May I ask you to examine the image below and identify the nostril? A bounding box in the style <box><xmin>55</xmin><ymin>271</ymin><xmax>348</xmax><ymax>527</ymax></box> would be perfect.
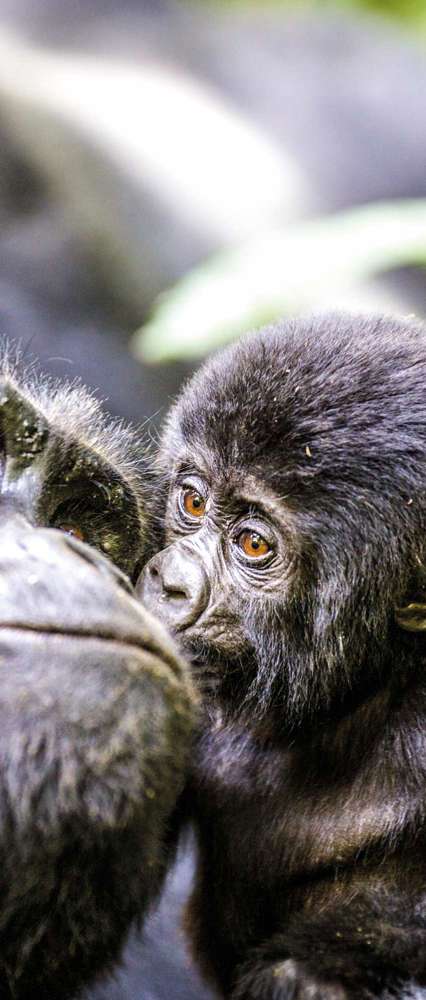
<box><xmin>165</xmin><ymin>588</ymin><xmax>187</xmax><ymax>602</ymax></box>
<box><xmin>146</xmin><ymin>562</ymin><xmax>189</xmax><ymax>602</ymax></box>
<box><xmin>162</xmin><ymin>572</ymin><xmax>189</xmax><ymax>602</ymax></box>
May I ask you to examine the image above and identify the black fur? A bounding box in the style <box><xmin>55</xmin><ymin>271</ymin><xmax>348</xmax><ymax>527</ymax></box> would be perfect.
<box><xmin>141</xmin><ymin>313</ymin><xmax>426</xmax><ymax>998</ymax></box>
<box><xmin>0</xmin><ymin>358</ymin><xmax>195</xmax><ymax>1000</ymax></box>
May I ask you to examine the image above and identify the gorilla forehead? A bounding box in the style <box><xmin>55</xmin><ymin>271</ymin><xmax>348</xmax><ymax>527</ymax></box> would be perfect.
<box><xmin>165</xmin><ymin>312</ymin><xmax>426</xmax><ymax>501</ymax></box>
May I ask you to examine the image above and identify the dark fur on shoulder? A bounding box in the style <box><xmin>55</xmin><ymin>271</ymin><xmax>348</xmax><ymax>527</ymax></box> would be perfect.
<box><xmin>141</xmin><ymin>313</ymin><xmax>426</xmax><ymax>998</ymax></box>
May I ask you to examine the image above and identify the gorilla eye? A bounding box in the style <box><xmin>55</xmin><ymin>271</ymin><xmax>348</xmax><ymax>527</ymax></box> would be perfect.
<box><xmin>57</xmin><ymin>523</ymin><xmax>86</xmax><ymax>543</ymax></box>
<box><xmin>180</xmin><ymin>487</ymin><xmax>206</xmax><ymax>520</ymax></box>
<box><xmin>238</xmin><ymin>530</ymin><xmax>271</xmax><ymax>559</ymax></box>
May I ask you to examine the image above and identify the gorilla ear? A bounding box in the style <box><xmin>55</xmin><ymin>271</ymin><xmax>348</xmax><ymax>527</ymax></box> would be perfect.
<box><xmin>395</xmin><ymin>601</ymin><xmax>426</xmax><ymax>632</ymax></box>
<box><xmin>395</xmin><ymin>564</ymin><xmax>426</xmax><ymax>632</ymax></box>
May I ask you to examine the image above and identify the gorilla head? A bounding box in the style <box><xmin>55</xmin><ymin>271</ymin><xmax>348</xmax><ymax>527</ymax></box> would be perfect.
<box><xmin>141</xmin><ymin>312</ymin><xmax>426</xmax><ymax>731</ymax></box>
<box><xmin>0</xmin><ymin>357</ymin><xmax>195</xmax><ymax>1000</ymax></box>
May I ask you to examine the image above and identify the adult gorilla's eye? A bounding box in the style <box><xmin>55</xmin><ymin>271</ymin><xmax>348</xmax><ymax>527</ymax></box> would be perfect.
<box><xmin>238</xmin><ymin>530</ymin><xmax>271</xmax><ymax>559</ymax></box>
<box><xmin>57</xmin><ymin>523</ymin><xmax>86</xmax><ymax>542</ymax></box>
<box><xmin>179</xmin><ymin>487</ymin><xmax>206</xmax><ymax>520</ymax></box>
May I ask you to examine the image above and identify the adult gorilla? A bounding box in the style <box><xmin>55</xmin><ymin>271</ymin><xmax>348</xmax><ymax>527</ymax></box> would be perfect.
<box><xmin>140</xmin><ymin>313</ymin><xmax>426</xmax><ymax>999</ymax></box>
<box><xmin>0</xmin><ymin>356</ymin><xmax>195</xmax><ymax>1000</ymax></box>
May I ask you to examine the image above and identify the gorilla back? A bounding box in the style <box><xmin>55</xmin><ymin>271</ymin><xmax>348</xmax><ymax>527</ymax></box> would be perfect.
<box><xmin>140</xmin><ymin>314</ymin><xmax>426</xmax><ymax>999</ymax></box>
<box><xmin>0</xmin><ymin>359</ymin><xmax>195</xmax><ymax>1000</ymax></box>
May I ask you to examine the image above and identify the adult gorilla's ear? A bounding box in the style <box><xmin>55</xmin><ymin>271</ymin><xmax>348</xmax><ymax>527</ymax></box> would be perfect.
<box><xmin>395</xmin><ymin>562</ymin><xmax>426</xmax><ymax>632</ymax></box>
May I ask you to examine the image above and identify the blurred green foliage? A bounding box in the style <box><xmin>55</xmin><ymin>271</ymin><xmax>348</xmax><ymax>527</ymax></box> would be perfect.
<box><xmin>140</xmin><ymin>1</ymin><xmax>426</xmax><ymax>362</ymax></box>
<box><xmin>206</xmin><ymin>0</ymin><xmax>426</xmax><ymax>32</ymax></box>
<box><xmin>330</xmin><ymin>0</ymin><xmax>426</xmax><ymax>29</ymax></box>
<box><xmin>133</xmin><ymin>200</ymin><xmax>426</xmax><ymax>363</ymax></box>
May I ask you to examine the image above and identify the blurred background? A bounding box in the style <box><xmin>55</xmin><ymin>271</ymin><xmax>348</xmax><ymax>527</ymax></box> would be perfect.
<box><xmin>0</xmin><ymin>1</ymin><xmax>425</xmax><ymax>997</ymax></box>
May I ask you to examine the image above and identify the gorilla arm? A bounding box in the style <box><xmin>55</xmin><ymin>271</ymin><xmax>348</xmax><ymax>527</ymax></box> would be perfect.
<box><xmin>0</xmin><ymin>365</ymin><xmax>196</xmax><ymax>1000</ymax></box>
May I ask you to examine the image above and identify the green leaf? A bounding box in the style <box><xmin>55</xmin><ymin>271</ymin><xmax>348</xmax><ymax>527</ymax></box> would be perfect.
<box><xmin>132</xmin><ymin>199</ymin><xmax>426</xmax><ymax>362</ymax></box>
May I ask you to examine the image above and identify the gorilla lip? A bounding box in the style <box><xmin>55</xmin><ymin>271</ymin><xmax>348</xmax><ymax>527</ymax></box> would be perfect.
<box><xmin>0</xmin><ymin>621</ymin><xmax>160</xmax><ymax>656</ymax></box>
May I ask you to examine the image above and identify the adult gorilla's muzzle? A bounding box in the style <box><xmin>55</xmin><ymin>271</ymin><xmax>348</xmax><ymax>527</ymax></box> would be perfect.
<box><xmin>0</xmin><ymin>511</ymin><xmax>193</xmax><ymax>820</ymax></box>
<box><xmin>0</xmin><ymin>512</ymin><xmax>195</xmax><ymax>1000</ymax></box>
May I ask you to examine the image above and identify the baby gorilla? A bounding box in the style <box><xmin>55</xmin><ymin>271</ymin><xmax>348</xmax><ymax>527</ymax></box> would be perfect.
<box><xmin>140</xmin><ymin>313</ymin><xmax>426</xmax><ymax>999</ymax></box>
<box><xmin>0</xmin><ymin>360</ymin><xmax>195</xmax><ymax>1000</ymax></box>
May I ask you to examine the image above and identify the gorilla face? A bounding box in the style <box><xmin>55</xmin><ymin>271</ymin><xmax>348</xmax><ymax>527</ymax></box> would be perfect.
<box><xmin>0</xmin><ymin>363</ymin><xmax>195</xmax><ymax>1000</ymax></box>
<box><xmin>140</xmin><ymin>313</ymin><xmax>426</xmax><ymax>728</ymax></box>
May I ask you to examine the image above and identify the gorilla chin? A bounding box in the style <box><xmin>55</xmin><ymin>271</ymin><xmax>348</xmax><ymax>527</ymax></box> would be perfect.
<box><xmin>140</xmin><ymin>312</ymin><xmax>426</xmax><ymax>1000</ymax></box>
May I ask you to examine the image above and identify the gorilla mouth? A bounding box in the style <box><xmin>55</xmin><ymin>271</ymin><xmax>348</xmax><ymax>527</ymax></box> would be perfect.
<box><xmin>0</xmin><ymin>622</ymin><xmax>148</xmax><ymax>654</ymax></box>
<box><xmin>180</xmin><ymin>636</ymin><xmax>221</xmax><ymax>669</ymax></box>
<box><xmin>181</xmin><ymin>637</ymin><xmax>253</xmax><ymax>702</ymax></box>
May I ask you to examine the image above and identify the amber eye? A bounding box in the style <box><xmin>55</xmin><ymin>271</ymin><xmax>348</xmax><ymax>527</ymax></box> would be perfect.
<box><xmin>181</xmin><ymin>487</ymin><xmax>206</xmax><ymax>519</ymax></box>
<box><xmin>57</xmin><ymin>523</ymin><xmax>86</xmax><ymax>542</ymax></box>
<box><xmin>238</xmin><ymin>530</ymin><xmax>271</xmax><ymax>559</ymax></box>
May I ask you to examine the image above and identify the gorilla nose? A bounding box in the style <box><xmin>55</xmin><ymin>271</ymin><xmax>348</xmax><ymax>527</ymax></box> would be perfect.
<box><xmin>137</xmin><ymin>547</ymin><xmax>209</xmax><ymax>632</ymax></box>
